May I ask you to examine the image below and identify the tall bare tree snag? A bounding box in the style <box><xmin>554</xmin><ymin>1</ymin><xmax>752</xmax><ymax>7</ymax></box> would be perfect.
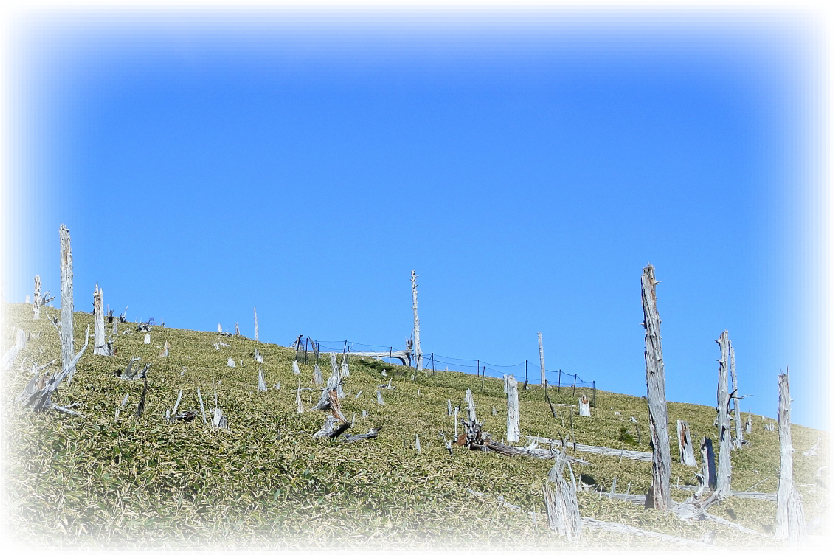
<box><xmin>676</xmin><ymin>420</ymin><xmax>697</xmax><ymax>466</ymax></box>
<box><xmin>329</xmin><ymin>353</ymin><xmax>344</xmax><ymax>399</ymax></box>
<box><xmin>411</xmin><ymin>270</ymin><xmax>422</xmax><ymax>371</ymax></box>
<box><xmin>93</xmin><ymin>284</ymin><xmax>109</xmax><ymax>355</ymax></box>
<box><xmin>253</xmin><ymin>307</ymin><xmax>259</xmax><ymax>341</ymax></box>
<box><xmin>33</xmin><ymin>275</ymin><xmax>41</xmax><ymax>319</ymax></box>
<box><xmin>716</xmin><ymin>331</ymin><xmax>732</xmax><ymax>495</ymax></box>
<box><xmin>641</xmin><ymin>264</ymin><xmax>671</xmax><ymax>511</ymax></box>
<box><xmin>729</xmin><ymin>341</ymin><xmax>743</xmax><ymax>449</ymax></box>
<box><xmin>543</xmin><ymin>451</ymin><xmax>582</xmax><ymax>541</ymax></box>
<box><xmin>506</xmin><ymin>375</ymin><xmax>520</xmax><ymax>443</ymax></box>
<box><xmin>775</xmin><ymin>370</ymin><xmax>806</xmax><ymax>542</ymax></box>
<box><xmin>59</xmin><ymin>224</ymin><xmax>74</xmax><ymax>374</ymax></box>
<box><xmin>538</xmin><ymin>332</ymin><xmax>546</xmax><ymax>385</ymax></box>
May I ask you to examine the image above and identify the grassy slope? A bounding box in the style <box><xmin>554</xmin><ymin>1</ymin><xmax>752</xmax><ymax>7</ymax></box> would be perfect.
<box><xmin>1</xmin><ymin>302</ymin><xmax>829</xmax><ymax>549</ymax></box>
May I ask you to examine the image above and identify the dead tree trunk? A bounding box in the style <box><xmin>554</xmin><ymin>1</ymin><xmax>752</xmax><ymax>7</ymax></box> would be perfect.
<box><xmin>506</xmin><ymin>375</ymin><xmax>520</xmax><ymax>442</ymax></box>
<box><xmin>466</xmin><ymin>388</ymin><xmax>477</xmax><ymax>424</ymax></box>
<box><xmin>329</xmin><ymin>352</ymin><xmax>344</xmax><ymax>399</ymax></box>
<box><xmin>698</xmin><ymin>437</ymin><xmax>717</xmax><ymax>495</ymax></box>
<box><xmin>716</xmin><ymin>331</ymin><xmax>732</xmax><ymax>495</ymax></box>
<box><xmin>775</xmin><ymin>370</ymin><xmax>805</xmax><ymax>542</ymax></box>
<box><xmin>257</xmin><ymin>365</ymin><xmax>267</xmax><ymax>392</ymax></box>
<box><xmin>313</xmin><ymin>363</ymin><xmax>323</xmax><ymax>385</ymax></box>
<box><xmin>543</xmin><ymin>451</ymin><xmax>582</xmax><ymax>541</ymax></box>
<box><xmin>729</xmin><ymin>340</ymin><xmax>743</xmax><ymax>449</ymax></box>
<box><xmin>59</xmin><ymin>224</ymin><xmax>74</xmax><ymax>376</ymax></box>
<box><xmin>33</xmin><ymin>275</ymin><xmax>41</xmax><ymax>319</ymax></box>
<box><xmin>676</xmin><ymin>420</ymin><xmax>697</xmax><ymax>466</ymax></box>
<box><xmin>579</xmin><ymin>395</ymin><xmax>590</xmax><ymax>417</ymax></box>
<box><xmin>538</xmin><ymin>332</ymin><xmax>546</xmax><ymax>386</ymax></box>
<box><xmin>253</xmin><ymin>306</ymin><xmax>258</xmax><ymax>341</ymax></box>
<box><xmin>641</xmin><ymin>264</ymin><xmax>671</xmax><ymax>511</ymax></box>
<box><xmin>93</xmin><ymin>284</ymin><xmax>108</xmax><ymax>355</ymax></box>
<box><xmin>411</xmin><ymin>270</ymin><xmax>422</xmax><ymax>372</ymax></box>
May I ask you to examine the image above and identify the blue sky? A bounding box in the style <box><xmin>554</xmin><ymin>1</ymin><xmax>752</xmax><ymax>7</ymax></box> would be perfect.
<box><xmin>3</xmin><ymin>8</ymin><xmax>828</xmax><ymax>429</ymax></box>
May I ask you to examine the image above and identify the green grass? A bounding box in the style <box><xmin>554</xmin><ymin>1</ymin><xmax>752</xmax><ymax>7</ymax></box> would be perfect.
<box><xmin>1</xmin><ymin>302</ymin><xmax>829</xmax><ymax>549</ymax></box>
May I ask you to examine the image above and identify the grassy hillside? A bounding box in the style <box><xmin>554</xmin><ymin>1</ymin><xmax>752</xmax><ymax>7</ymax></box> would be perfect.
<box><xmin>1</xmin><ymin>302</ymin><xmax>829</xmax><ymax>549</ymax></box>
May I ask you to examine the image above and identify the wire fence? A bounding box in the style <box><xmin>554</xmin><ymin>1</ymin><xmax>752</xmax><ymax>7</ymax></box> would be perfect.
<box><xmin>287</xmin><ymin>336</ymin><xmax>597</xmax><ymax>406</ymax></box>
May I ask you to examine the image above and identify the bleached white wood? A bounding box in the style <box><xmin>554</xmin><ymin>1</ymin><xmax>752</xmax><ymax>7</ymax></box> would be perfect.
<box><xmin>775</xmin><ymin>371</ymin><xmax>806</xmax><ymax>542</ymax></box>
<box><xmin>411</xmin><ymin>270</ymin><xmax>422</xmax><ymax>371</ymax></box>
<box><xmin>543</xmin><ymin>451</ymin><xmax>582</xmax><ymax>541</ymax></box>
<box><xmin>578</xmin><ymin>395</ymin><xmax>590</xmax><ymax>417</ymax></box>
<box><xmin>746</xmin><ymin>413</ymin><xmax>752</xmax><ymax>434</ymax></box>
<box><xmin>376</xmin><ymin>390</ymin><xmax>384</xmax><ymax>405</ymax></box>
<box><xmin>415</xmin><ymin>433</ymin><xmax>421</xmax><ymax>453</ymax></box>
<box><xmin>235</xmin><ymin>322</ymin><xmax>239</xmax><ymax>336</ymax></box>
<box><xmin>447</xmin><ymin>399</ymin><xmax>453</xmax><ymax>416</ymax></box>
<box><xmin>257</xmin><ymin>366</ymin><xmax>267</xmax><ymax>392</ymax></box>
<box><xmin>453</xmin><ymin>406</ymin><xmax>459</xmax><ymax>439</ymax></box>
<box><xmin>641</xmin><ymin>264</ymin><xmax>671</xmax><ymax>510</ymax></box>
<box><xmin>465</xmin><ymin>388</ymin><xmax>477</xmax><ymax>424</ymax></box>
<box><xmin>1</xmin><ymin>328</ymin><xmax>27</xmax><ymax>371</ymax></box>
<box><xmin>93</xmin><ymin>284</ymin><xmax>108</xmax><ymax>355</ymax></box>
<box><xmin>698</xmin><ymin>437</ymin><xmax>717</xmax><ymax>494</ymax></box>
<box><xmin>253</xmin><ymin>307</ymin><xmax>258</xmax><ymax>341</ymax></box>
<box><xmin>506</xmin><ymin>375</ymin><xmax>520</xmax><ymax>442</ymax></box>
<box><xmin>218</xmin><ymin>323</ymin><xmax>222</xmax><ymax>333</ymax></box>
<box><xmin>293</xmin><ymin>360</ymin><xmax>300</xmax><ymax>374</ymax></box>
<box><xmin>341</xmin><ymin>353</ymin><xmax>349</xmax><ymax>377</ymax></box>
<box><xmin>729</xmin><ymin>341</ymin><xmax>743</xmax><ymax>449</ymax></box>
<box><xmin>59</xmin><ymin>224</ymin><xmax>74</xmax><ymax>374</ymax></box>
<box><xmin>329</xmin><ymin>353</ymin><xmax>344</xmax><ymax>399</ymax></box>
<box><xmin>197</xmin><ymin>387</ymin><xmax>208</xmax><ymax>426</ymax></box>
<box><xmin>227</xmin><ymin>358</ymin><xmax>235</xmax><ymax>368</ymax></box>
<box><xmin>716</xmin><ymin>331</ymin><xmax>732</xmax><ymax>495</ymax></box>
<box><xmin>33</xmin><ymin>275</ymin><xmax>41</xmax><ymax>319</ymax></box>
<box><xmin>159</xmin><ymin>340</ymin><xmax>169</xmax><ymax>358</ymax></box>
<box><xmin>538</xmin><ymin>332</ymin><xmax>546</xmax><ymax>386</ymax></box>
<box><xmin>296</xmin><ymin>383</ymin><xmax>304</xmax><ymax>413</ymax></box>
<box><xmin>144</xmin><ymin>333</ymin><xmax>150</xmax><ymax>344</ymax></box>
<box><xmin>312</xmin><ymin>363</ymin><xmax>323</xmax><ymax>385</ymax></box>
<box><xmin>676</xmin><ymin>420</ymin><xmax>697</xmax><ymax>466</ymax></box>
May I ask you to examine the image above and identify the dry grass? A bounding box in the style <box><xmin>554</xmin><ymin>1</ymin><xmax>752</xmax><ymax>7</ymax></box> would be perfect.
<box><xmin>1</xmin><ymin>302</ymin><xmax>828</xmax><ymax>549</ymax></box>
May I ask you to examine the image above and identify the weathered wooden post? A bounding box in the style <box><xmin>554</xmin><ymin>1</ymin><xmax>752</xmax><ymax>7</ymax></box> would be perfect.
<box><xmin>33</xmin><ymin>275</ymin><xmax>41</xmax><ymax>319</ymax></box>
<box><xmin>257</xmin><ymin>365</ymin><xmax>267</xmax><ymax>392</ymax></box>
<box><xmin>59</xmin><ymin>225</ymin><xmax>75</xmax><ymax>377</ymax></box>
<box><xmin>641</xmin><ymin>264</ymin><xmax>671</xmax><ymax>511</ymax></box>
<box><xmin>411</xmin><ymin>270</ymin><xmax>422</xmax><ymax>371</ymax></box>
<box><xmin>676</xmin><ymin>420</ymin><xmax>697</xmax><ymax>466</ymax></box>
<box><xmin>253</xmin><ymin>307</ymin><xmax>258</xmax><ymax>341</ymax></box>
<box><xmin>93</xmin><ymin>284</ymin><xmax>108</xmax><ymax>355</ymax></box>
<box><xmin>775</xmin><ymin>369</ymin><xmax>806</xmax><ymax>542</ymax></box>
<box><xmin>729</xmin><ymin>340</ymin><xmax>743</xmax><ymax>449</ymax></box>
<box><xmin>506</xmin><ymin>375</ymin><xmax>519</xmax><ymax>442</ymax></box>
<box><xmin>538</xmin><ymin>332</ymin><xmax>546</xmax><ymax>386</ymax></box>
<box><xmin>465</xmin><ymin>388</ymin><xmax>477</xmax><ymax>424</ymax></box>
<box><xmin>313</xmin><ymin>363</ymin><xmax>323</xmax><ymax>386</ymax></box>
<box><xmin>716</xmin><ymin>330</ymin><xmax>732</xmax><ymax>495</ymax></box>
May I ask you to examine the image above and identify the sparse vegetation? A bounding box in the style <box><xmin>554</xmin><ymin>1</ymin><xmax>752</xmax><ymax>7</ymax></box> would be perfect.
<box><xmin>2</xmin><ymin>302</ymin><xmax>829</xmax><ymax>549</ymax></box>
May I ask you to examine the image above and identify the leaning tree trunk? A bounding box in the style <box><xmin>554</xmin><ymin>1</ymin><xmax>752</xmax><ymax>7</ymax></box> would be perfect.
<box><xmin>641</xmin><ymin>264</ymin><xmax>671</xmax><ymax>511</ymax></box>
<box><xmin>775</xmin><ymin>370</ymin><xmax>805</xmax><ymax>542</ymax></box>
<box><xmin>59</xmin><ymin>224</ymin><xmax>75</xmax><ymax>376</ymax></box>
<box><xmin>729</xmin><ymin>340</ymin><xmax>743</xmax><ymax>449</ymax></box>
<box><xmin>506</xmin><ymin>375</ymin><xmax>520</xmax><ymax>442</ymax></box>
<box><xmin>93</xmin><ymin>284</ymin><xmax>108</xmax><ymax>355</ymax></box>
<box><xmin>716</xmin><ymin>331</ymin><xmax>732</xmax><ymax>495</ymax></box>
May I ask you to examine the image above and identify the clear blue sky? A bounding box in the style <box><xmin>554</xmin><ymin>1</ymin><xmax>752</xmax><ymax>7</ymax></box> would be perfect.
<box><xmin>3</xmin><ymin>8</ymin><xmax>828</xmax><ymax>429</ymax></box>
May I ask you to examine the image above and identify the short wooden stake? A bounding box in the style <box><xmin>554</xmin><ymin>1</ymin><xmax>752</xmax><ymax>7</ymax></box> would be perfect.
<box><xmin>506</xmin><ymin>375</ymin><xmax>520</xmax><ymax>442</ymax></box>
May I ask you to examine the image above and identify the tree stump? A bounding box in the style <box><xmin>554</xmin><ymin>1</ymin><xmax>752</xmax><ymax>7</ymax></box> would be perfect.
<box><xmin>506</xmin><ymin>375</ymin><xmax>520</xmax><ymax>442</ymax></box>
<box><xmin>543</xmin><ymin>451</ymin><xmax>582</xmax><ymax>541</ymax></box>
<box><xmin>677</xmin><ymin>420</ymin><xmax>697</xmax><ymax>466</ymax></box>
<box><xmin>579</xmin><ymin>394</ymin><xmax>590</xmax><ymax>417</ymax></box>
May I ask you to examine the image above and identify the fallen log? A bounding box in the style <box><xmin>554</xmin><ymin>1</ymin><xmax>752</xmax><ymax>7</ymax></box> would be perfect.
<box><xmin>581</xmin><ymin>518</ymin><xmax>710</xmax><ymax>548</ymax></box>
<box><xmin>523</xmin><ymin>435</ymin><xmax>652</xmax><ymax>462</ymax></box>
<box><xmin>340</xmin><ymin>428</ymin><xmax>380</xmax><ymax>442</ymax></box>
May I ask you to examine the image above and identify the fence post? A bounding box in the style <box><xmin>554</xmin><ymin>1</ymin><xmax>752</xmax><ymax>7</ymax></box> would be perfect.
<box><xmin>572</xmin><ymin>374</ymin><xmax>576</xmax><ymax>396</ymax></box>
<box><xmin>592</xmin><ymin>381</ymin><xmax>596</xmax><ymax>408</ymax></box>
<box><xmin>481</xmin><ymin>363</ymin><xmax>484</xmax><ymax>392</ymax></box>
<box><xmin>432</xmin><ymin>353</ymin><xmax>435</xmax><ymax>376</ymax></box>
<box><xmin>538</xmin><ymin>332</ymin><xmax>546</xmax><ymax>385</ymax></box>
<box><xmin>525</xmin><ymin>360</ymin><xmax>528</xmax><ymax>390</ymax></box>
<box><xmin>557</xmin><ymin>369</ymin><xmax>561</xmax><ymax>393</ymax></box>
